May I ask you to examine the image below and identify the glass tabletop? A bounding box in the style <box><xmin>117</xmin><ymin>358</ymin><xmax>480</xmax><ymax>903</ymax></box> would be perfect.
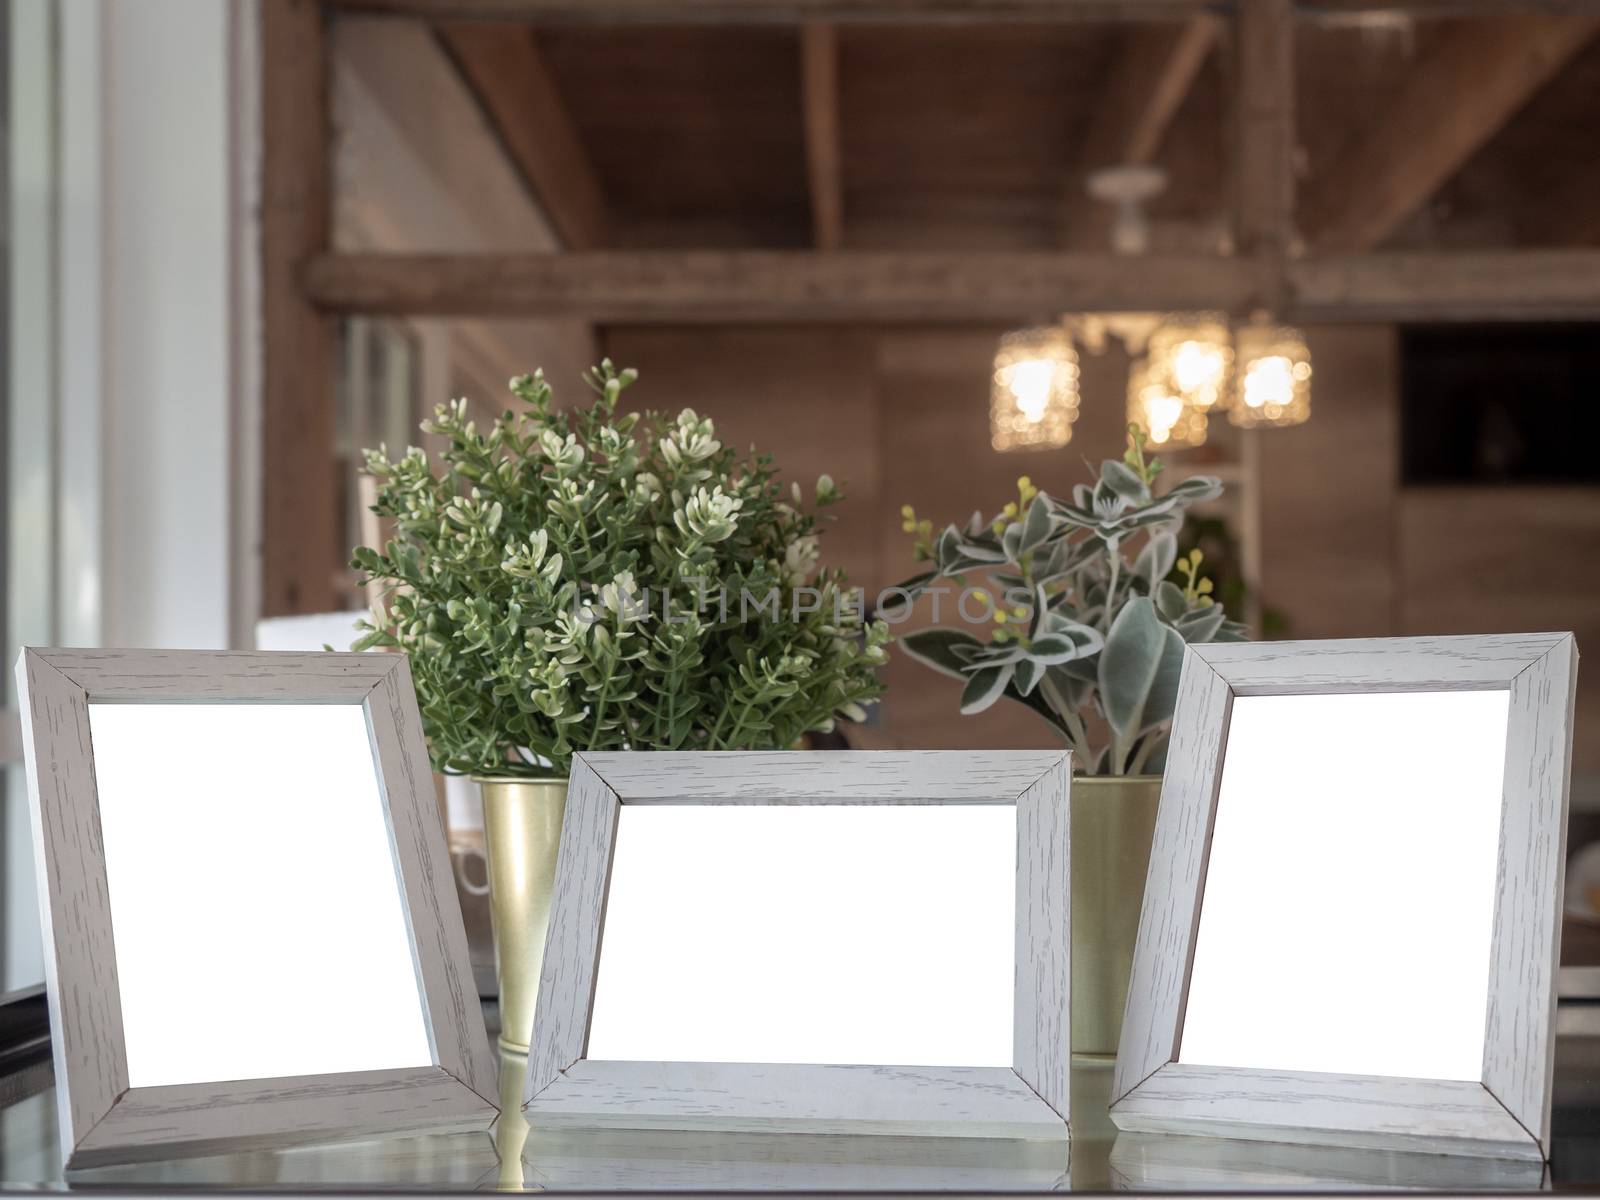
<box><xmin>0</xmin><ymin>1023</ymin><xmax>1595</xmax><ymax>1194</ymax></box>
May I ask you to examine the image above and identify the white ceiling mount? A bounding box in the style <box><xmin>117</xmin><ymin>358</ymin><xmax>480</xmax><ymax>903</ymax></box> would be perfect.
<box><xmin>1087</xmin><ymin>165</ymin><xmax>1169</xmax><ymax>256</ymax></box>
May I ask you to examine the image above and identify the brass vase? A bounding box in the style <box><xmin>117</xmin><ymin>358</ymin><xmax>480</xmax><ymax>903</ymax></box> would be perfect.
<box><xmin>1071</xmin><ymin>774</ymin><xmax>1162</xmax><ymax>1059</ymax></box>
<box><xmin>477</xmin><ymin>775</ymin><xmax>568</xmax><ymax>1057</ymax></box>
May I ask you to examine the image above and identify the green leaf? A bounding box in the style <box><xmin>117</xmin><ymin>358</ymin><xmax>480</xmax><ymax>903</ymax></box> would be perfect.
<box><xmin>1174</xmin><ymin>603</ymin><xmax>1226</xmax><ymax>643</ymax></box>
<box><xmin>1100</xmin><ymin>460</ymin><xmax>1151</xmax><ymax>505</ymax></box>
<box><xmin>960</xmin><ymin>665</ymin><xmax>1013</xmax><ymax>714</ymax></box>
<box><xmin>1098</xmin><ymin>597</ymin><xmax>1166</xmax><ymax>742</ymax></box>
<box><xmin>1163</xmin><ymin>475</ymin><xmax>1222</xmax><ymax>503</ymax></box>
<box><xmin>956</xmin><ymin>538</ymin><xmax>1009</xmax><ymax>564</ymax></box>
<box><xmin>1139</xmin><ymin>626</ymin><xmax>1187</xmax><ymax>734</ymax></box>
<box><xmin>1001</xmin><ymin>522</ymin><xmax>1023</xmax><ymax>563</ymax></box>
<box><xmin>1134</xmin><ymin>532</ymin><xmax>1177</xmax><ymax>584</ymax></box>
<box><xmin>1154</xmin><ymin>580</ymin><xmax>1187</xmax><ymax>622</ymax></box>
<box><xmin>901</xmin><ymin>627</ymin><xmax>987</xmax><ymax>681</ymax></box>
<box><xmin>1025</xmin><ymin>623</ymin><xmax>1103</xmax><ymax>665</ymax></box>
<box><xmin>1013</xmin><ymin>658</ymin><xmax>1044</xmax><ymax>697</ymax></box>
<box><xmin>1018</xmin><ymin>496</ymin><xmax>1054</xmax><ymax>557</ymax></box>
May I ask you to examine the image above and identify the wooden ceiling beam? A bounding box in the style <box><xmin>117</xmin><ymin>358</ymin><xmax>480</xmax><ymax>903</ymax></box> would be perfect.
<box><xmin>1060</xmin><ymin>17</ymin><xmax>1218</xmax><ymax>248</ymax></box>
<box><xmin>1291</xmin><ymin>250</ymin><xmax>1600</xmax><ymax>319</ymax></box>
<box><xmin>1301</xmin><ymin>0</ymin><xmax>1600</xmax><ymax>17</ymax></box>
<box><xmin>329</xmin><ymin>0</ymin><xmax>1600</xmax><ymax>20</ymax></box>
<box><xmin>1299</xmin><ymin>14</ymin><xmax>1600</xmax><ymax>252</ymax></box>
<box><xmin>306</xmin><ymin>251</ymin><xmax>1257</xmax><ymax>321</ymax></box>
<box><xmin>437</xmin><ymin>22</ymin><xmax>609</xmax><ymax>248</ymax></box>
<box><xmin>331</xmin><ymin>1</ymin><xmax>1217</xmax><ymax>23</ymax></box>
<box><xmin>800</xmin><ymin>23</ymin><xmax>844</xmax><ymax>250</ymax></box>
<box><xmin>302</xmin><ymin>249</ymin><xmax>1600</xmax><ymax>323</ymax></box>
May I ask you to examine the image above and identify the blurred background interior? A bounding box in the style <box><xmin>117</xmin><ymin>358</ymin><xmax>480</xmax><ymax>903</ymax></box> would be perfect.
<box><xmin>2</xmin><ymin>0</ymin><xmax>1599</xmax><ymax>998</ymax></box>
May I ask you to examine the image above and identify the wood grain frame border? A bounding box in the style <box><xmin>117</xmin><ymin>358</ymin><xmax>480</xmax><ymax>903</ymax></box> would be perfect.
<box><xmin>522</xmin><ymin>750</ymin><xmax>1071</xmax><ymax>1139</ymax></box>
<box><xmin>15</xmin><ymin>649</ymin><xmax>497</xmax><ymax>1169</ymax></box>
<box><xmin>1110</xmin><ymin>633</ymin><xmax>1578</xmax><ymax>1162</ymax></box>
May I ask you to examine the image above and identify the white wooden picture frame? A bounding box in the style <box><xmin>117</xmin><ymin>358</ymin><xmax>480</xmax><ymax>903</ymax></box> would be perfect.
<box><xmin>1111</xmin><ymin>633</ymin><xmax>1579</xmax><ymax>1162</ymax></box>
<box><xmin>522</xmin><ymin>750</ymin><xmax>1071</xmax><ymax>1139</ymax></box>
<box><xmin>16</xmin><ymin>649</ymin><xmax>498</xmax><ymax>1168</ymax></box>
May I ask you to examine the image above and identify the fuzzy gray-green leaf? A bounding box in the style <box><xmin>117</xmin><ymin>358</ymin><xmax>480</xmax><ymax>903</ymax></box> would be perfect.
<box><xmin>960</xmin><ymin>665</ymin><xmax>1013</xmax><ymax>714</ymax></box>
<box><xmin>1134</xmin><ymin>531</ymin><xmax>1178</xmax><ymax>584</ymax></box>
<box><xmin>1155</xmin><ymin>580</ymin><xmax>1187</xmax><ymax>622</ymax></box>
<box><xmin>1098</xmin><ymin>596</ymin><xmax>1166</xmax><ymax>741</ymax></box>
<box><xmin>901</xmin><ymin>627</ymin><xmax>986</xmax><ymax>680</ymax></box>
<box><xmin>1174</xmin><ymin>602</ymin><xmax>1226</xmax><ymax>643</ymax></box>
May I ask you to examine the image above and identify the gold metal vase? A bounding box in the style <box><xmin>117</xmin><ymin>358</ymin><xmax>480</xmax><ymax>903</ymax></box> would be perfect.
<box><xmin>477</xmin><ymin>775</ymin><xmax>568</xmax><ymax>1057</ymax></box>
<box><xmin>1071</xmin><ymin>774</ymin><xmax>1162</xmax><ymax>1059</ymax></box>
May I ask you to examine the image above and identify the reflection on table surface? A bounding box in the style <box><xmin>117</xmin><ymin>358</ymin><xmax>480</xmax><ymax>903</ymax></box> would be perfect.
<box><xmin>0</xmin><ymin>1039</ymin><xmax>1592</xmax><ymax>1192</ymax></box>
<box><xmin>1109</xmin><ymin>1132</ymin><xmax>1548</xmax><ymax>1192</ymax></box>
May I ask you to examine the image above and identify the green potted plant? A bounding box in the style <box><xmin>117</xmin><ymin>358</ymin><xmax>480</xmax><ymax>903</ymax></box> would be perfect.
<box><xmin>894</xmin><ymin>425</ymin><xmax>1246</xmax><ymax>1055</ymax></box>
<box><xmin>353</xmin><ymin>362</ymin><xmax>888</xmax><ymax>1054</ymax></box>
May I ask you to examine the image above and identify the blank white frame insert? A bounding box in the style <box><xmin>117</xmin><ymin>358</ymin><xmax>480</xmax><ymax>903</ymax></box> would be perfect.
<box><xmin>588</xmin><ymin>804</ymin><xmax>1016</xmax><ymax>1067</ymax></box>
<box><xmin>90</xmin><ymin>703</ymin><xmax>432</xmax><ymax>1088</ymax></box>
<box><xmin>1179</xmin><ymin>690</ymin><xmax>1509</xmax><ymax>1082</ymax></box>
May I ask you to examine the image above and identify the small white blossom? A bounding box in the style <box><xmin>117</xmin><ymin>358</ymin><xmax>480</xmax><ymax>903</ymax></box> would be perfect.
<box><xmin>674</xmin><ymin>485</ymin><xmax>743</xmax><ymax>543</ymax></box>
<box><xmin>540</xmin><ymin>429</ymin><xmax>585</xmax><ymax>471</ymax></box>
<box><xmin>782</xmin><ymin>535</ymin><xmax>819</xmax><ymax>584</ymax></box>
<box><xmin>600</xmin><ymin>569</ymin><xmax>646</xmax><ymax>623</ymax></box>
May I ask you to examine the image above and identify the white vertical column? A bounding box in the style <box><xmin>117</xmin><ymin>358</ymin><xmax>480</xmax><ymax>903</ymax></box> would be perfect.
<box><xmin>101</xmin><ymin>0</ymin><xmax>235</xmax><ymax>649</ymax></box>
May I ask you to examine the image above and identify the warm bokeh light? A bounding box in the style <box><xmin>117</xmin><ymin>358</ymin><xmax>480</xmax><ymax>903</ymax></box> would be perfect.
<box><xmin>1230</xmin><ymin>325</ymin><xmax>1312</xmax><ymax>429</ymax></box>
<box><xmin>1127</xmin><ymin>355</ymin><xmax>1207</xmax><ymax>449</ymax></box>
<box><xmin>1147</xmin><ymin>315</ymin><xmax>1233</xmax><ymax>411</ymax></box>
<box><xmin>990</xmin><ymin>327</ymin><xmax>1081</xmax><ymax>452</ymax></box>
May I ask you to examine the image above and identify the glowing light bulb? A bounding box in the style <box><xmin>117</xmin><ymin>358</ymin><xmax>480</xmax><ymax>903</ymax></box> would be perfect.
<box><xmin>1243</xmin><ymin>355</ymin><xmax>1295</xmax><ymax>410</ymax></box>
<box><xmin>1148</xmin><ymin>317</ymin><xmax>1232</xmax><ymax>411</ymax></box>
<box><xmin>1146</xmin><ymin>393</ymin><xmax>1185</xmax><ymax>442</ymax></box>
<box><xmin>1229</xmin><ymin>325</ymin><xmax>1311</xmax><ymax>429</ymax></box>
<box><xmin>1126</xmin><ymin>354</ymin><xmax>1206</xmax><ymax>450</ymax></box>
<box><xmin>990</xmin><ymin>328</ymin><xmax>1080</xmax><ymax>452</ymax></box>
<box><xmin>1009</xmin><ymin>360</ymin><xmax>1057</xmax><ymax>423</ymax></box>
<box><xmin>1172</xmin><ymin>342</ymin><xmax>1226</xmax><ymax>396</ymax></box>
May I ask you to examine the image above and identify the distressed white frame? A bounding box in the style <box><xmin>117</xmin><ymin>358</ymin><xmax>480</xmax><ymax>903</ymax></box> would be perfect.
<box><xmin>16</xmin><ymin>649</ymin><xmax>497</xmax><ymax>1169</ymax></box>
<box><xmin>522</xmin><ymin>750</ymin><xmax>1071</xmax><ymax>1139</ymax></box>
<box><xmin>1111</xmin><ymin>633</ymin><xmax>1579</xmax><ymax>1162</ymax></box>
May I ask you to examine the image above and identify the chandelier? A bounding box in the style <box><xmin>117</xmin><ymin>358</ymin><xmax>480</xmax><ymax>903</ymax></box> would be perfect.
<box><xmin>989</xmin><ymin>327</ymin><xmax>1081</xmax><ymax>452</ymax></box>
<box><xmin>993</xmin><ymin>312</ymin><xmax>1312</xmax><ymax>453</ymax></box>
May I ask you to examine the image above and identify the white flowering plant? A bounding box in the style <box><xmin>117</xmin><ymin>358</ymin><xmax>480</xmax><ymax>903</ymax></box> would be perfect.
<box><xmin>352</xmin><ymin>362</ymin><xmax>889</xmax><ymax>778</ymax></box>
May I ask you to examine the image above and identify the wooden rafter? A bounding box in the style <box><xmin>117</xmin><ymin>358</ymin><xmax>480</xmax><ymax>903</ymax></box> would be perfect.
<box><xmin>302</xmin><ymin>249</ymin><xmax>1600</xmax><ymax>323</ymax></box>
<box><xmin>800</xmin><ymin>23</ymin><xmax>844</xmax><ymax>250</ymax></box>
<box><xmin>1060</xmin><ymin>17</ymin><xmax>1218</xmax><ymax>248</ymax></box>
<box><xmin>262</xmin><ymin>0</ymin><xmax>338</xmax><ymax>618</ymax></box>
<box><xmin>437</xmin><ymin>22</ymin><xmax>609</xmax><ymax>248</ymax></box>
<box><xmin>1300</xmin><ymin>14</ymin><xmax>1600</xmax><ymax>252</ymax></box>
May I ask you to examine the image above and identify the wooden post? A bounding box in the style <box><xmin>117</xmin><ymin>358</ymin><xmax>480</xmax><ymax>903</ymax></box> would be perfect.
<box><xmin>261</xmin><ymin>0</ymin><xmax>338</xmax><ymax>617</ymax></box>
<box><xmin>1232</xmin><ymin>0</ymin><xmax>1294</xmax><ymax>313</ymax></box>
<box><xmin>800</xmin><ymin>23</ymin><xmax>843</xmax><ymax>250</ymax></box>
